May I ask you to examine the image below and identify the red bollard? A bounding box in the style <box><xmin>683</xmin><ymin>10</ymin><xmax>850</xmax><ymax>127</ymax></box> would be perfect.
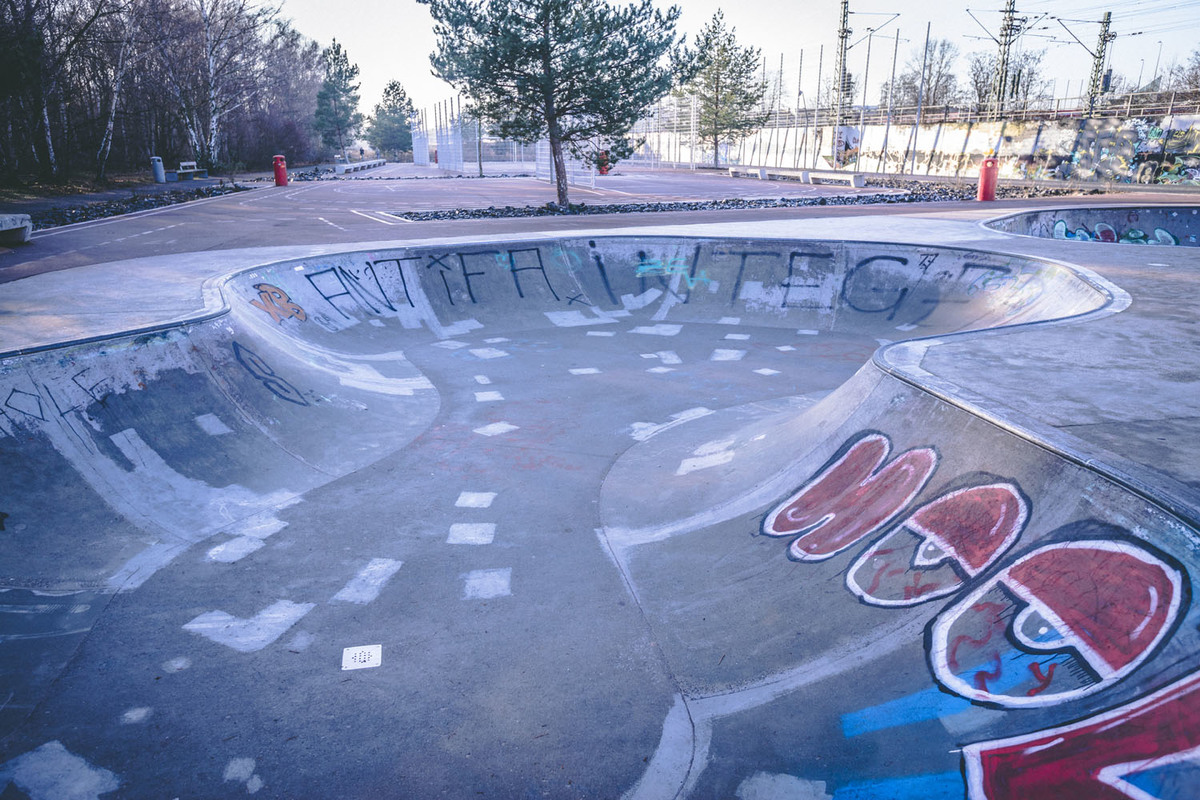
<box><xmin>273</xmin><ymin>154</ymin><xmax>288</xmax><ymax>187</ymax></box>
<box><xmin>977</xmin><ymin>156</ymin><xmax>999</xmax><ymax>201</ymax></box>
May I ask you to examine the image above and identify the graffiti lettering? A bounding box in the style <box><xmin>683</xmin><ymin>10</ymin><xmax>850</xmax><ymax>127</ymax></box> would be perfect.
<box><xmin>964</xmin><ymin>669</ymin><xmax>1200</xmax><ymax>799</ymax></box>
<box><xmin>4</xmin><ymin>387</ymin><xmax>45</xmax><ymax>421</ymax></box>
<box><xmin>761</xmin><ymin>433</ymin><xmax>938</xmax><ymax>561</ymax></box>
<box><xmin>711</xmin><ymin>250</ymin><xmax>782</xmax><ymax>307</ymax></box>
<box><xmin>1052</xmin><ymin>219</ymin><xmax>1181</xmax><ymax>245</ymax></box>
<box><xmin>587</xmin><ymin>240</ymin><xmax>619</xmax><ymax>306</ymax></box>
<box><xmin>634</xmin><ymin>257</ymin><xmax>712</xmax><ymax>289</ymax></box>
<box><xmin>841</xmin><ymin>255</ymin><xmax>912</xmax><ymax>320</ymax></box>
<box><xmin>250</xmin><ymin>283</ymin><xmax>307</xmax><ymax>323</ymax></box>
<box><xmin>232</xmin><ymin>342</ymin><xmax>309</xmax><ymax>406</ymax></box>
<box><xmin>781</xmin><ymin>251</ymin><xmax>834</xmax><ymax>309</ymax></box>
<box><xmin>930</xmin><ymin>531</ymin><xmax>1187</xmax><ymax>707</ymax></box>
<box><xmin>506</xmin><ymin>248</ymin><xmax>559</xmax><ymax>301</ymax></box>
<box><xmin>847</xmin><ymin>481</ymin><xmax>1029</xmax><ymax>607</ymax></box>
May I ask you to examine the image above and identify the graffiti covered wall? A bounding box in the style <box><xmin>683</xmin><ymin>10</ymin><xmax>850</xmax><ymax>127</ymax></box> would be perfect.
<box><xmin>647</xmin><ymin>114</ymin><xmax>1200</xmax><ymax>185</ymax></box>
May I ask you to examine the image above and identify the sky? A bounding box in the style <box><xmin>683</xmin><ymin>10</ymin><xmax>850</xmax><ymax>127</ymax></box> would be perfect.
<box><xmin>276</xmin><ymin>0</ymin><xmax>1200</xmax><ymax>114</ymax></box>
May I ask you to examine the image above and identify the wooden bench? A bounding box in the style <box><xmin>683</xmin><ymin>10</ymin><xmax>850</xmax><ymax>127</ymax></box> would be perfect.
<box><xmin>166</xmin><ymin>161</ymin><xmax>208</xmax><ymax>181</ymax></box>
<box><xmin>0</xmin><ymin>214</ymin><xmax>32</xmax><ymax>244</ymax></box>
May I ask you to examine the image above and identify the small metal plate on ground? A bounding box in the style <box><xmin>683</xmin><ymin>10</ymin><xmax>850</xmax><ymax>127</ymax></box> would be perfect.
<box><xmin>341</xmin><ymin>645</ymin><xmax>382</xmax><ymax>670</ymax></box>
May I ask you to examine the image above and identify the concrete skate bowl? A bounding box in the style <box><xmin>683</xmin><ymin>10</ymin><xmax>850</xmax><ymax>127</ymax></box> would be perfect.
<box><xmin>2</xmin><ymin>236</ymin><xmax>1198</xmax><ymax>799</ymax></box>
<box><xmin>987</xmin><ymin>205</ymin><xmax>1200</xmax><ymax>246</ymax></box>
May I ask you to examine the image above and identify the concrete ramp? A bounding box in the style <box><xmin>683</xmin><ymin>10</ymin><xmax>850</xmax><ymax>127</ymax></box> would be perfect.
<box><xmin>988</xmin><ymin>205</ymin><xmax>1200</xmax><ymax>246</ymax></box>
<box><xmin>2</xmin><ymin>234</ymin><xmax>1197</xmax><ymax>799</ymax></box>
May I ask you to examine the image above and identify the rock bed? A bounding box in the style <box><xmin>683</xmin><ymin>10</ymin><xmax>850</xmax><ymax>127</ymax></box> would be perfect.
<box><xmin>394</xmin><ymin>178</ymin><xmax>1082</xmax><ymax>221</ymax></box>
<box><xmin>29</xmin><ymin>184</ymin><xmax>250</xmax><ymax>230</ymax></box>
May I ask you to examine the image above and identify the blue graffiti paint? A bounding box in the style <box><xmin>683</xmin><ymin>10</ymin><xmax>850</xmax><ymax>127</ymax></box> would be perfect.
<box><xmin>832</xmin><ymin>771</ymin><xmax>963</xmax><ymax>800</ymax></box>
<box><xmin>840</xmin><ymin>686</ymin><xmax>973</xmax><ymax>738</ymax></box>
<box><xmin>1118</xmin><ymin>758</ymin><xmax>1200</xmax><ymax>799</ymax></box>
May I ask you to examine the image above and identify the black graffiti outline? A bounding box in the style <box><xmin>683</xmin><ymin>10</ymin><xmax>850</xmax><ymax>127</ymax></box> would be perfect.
<box><xmin>232</xmin><ymin>342</ymin><xmax>309</xmax><ymax>406</ymax></box>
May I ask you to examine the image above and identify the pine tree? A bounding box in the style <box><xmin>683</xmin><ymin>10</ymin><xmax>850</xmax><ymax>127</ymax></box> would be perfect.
<box><xmin>418</xmin><ymin>0</ymin><xmax>681</xmax><ymax>206</ymax></box>
<box><xmin>679</xmin><ymin>11</ymin><xmax>768</xmax><ymax>169</ymax></box>
<box><xmin>366</xmin><ymin>80</ymin><xmax>415</xmax><ymax>157</ymax></box>
<box><xmin>314</xmin><ymin>40</ymin><xmax>363</xmax><ymax>163</ymax></box>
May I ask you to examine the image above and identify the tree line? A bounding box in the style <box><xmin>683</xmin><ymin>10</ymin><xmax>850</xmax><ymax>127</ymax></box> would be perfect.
<box><xmin>0</xmin><ymin>0</ymin><xmax>415</xmax><ymax>183</ymax></box>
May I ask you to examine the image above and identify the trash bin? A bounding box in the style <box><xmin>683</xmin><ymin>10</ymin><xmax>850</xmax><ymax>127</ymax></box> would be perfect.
<box><xmin>273</xmin><ymin>155</ymin><xmax>288</xmax><ymax>187</ymax></box>
<box><xmin>977</xmin><ymin>156</ymin><xmax>999</xmax><ymax>202</ymax></box>
<box><xmin>151</xmin><ymin>156</ymin><xmax>166</xmax><ymax>184</ymax></box>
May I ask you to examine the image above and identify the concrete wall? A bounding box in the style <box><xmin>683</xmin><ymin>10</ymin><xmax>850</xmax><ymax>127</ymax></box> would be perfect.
<box><xmin>646</xmin><ymin>114</ymin><xmax>1200</xmax><ymax>185</ymax></box>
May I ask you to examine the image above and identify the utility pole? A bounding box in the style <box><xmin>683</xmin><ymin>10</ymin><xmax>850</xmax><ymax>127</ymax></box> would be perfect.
<box><xmin>911</xmin><ymin>21</ymin><xmax>931</xmax><ymax>175</ymax></box>
<box><xmin>832</xmin><ymin>0</ymin><xmax>852</xmax><ymax>164</ymax></box>
<box><xmin>1087</xmin><ymin>12</ymin><xmax>1115</xmax><ymax>116</ymax></box>
<box><xmin>992</xmin><ymin>0</ymin><xmax>1017</xmax><ymax>116</ymax></box>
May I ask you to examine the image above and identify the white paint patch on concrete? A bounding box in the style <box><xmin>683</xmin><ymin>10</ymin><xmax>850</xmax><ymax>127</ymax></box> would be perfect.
<box><xmin>441</xmin><ymin>319</ymin><xmax>484</xmax><ymax>337</ymax></box>
<box><xmin>474</xmin><ymin>422</ymin><xmax>519</xmax><ymax>437</ymax></box>
<box><xmin>676</xmin><ymin>451</ymin><xmax>736</xmax><ymax>476</ymax></box>
<box><xmin>484</xmin><ymin>337</ymin><xmax>509</xmax><ymax>343</ymax></box>
<box><xmin>447</xmin><ymin>523</ymin><xmax>496</xmax><ymax>545</ymax></box>
<box><xmin>194</xmin><ymin>413</ymin><xmax>233</xmax><ymax>436</ymax></box>
<box><xmin>228</xmin><ymin>513</ymin><xmax>290</xmax><ymax>541</ymax></box>
<box><xmin>718</xmin><ymin>317</ymin><xmax>741</xmax><ymax>325</ymax></box>
<box><xmin>332</xmin><ymin>558</ymin><xmax>403</xmax><ymax>604</ymax></box>
<box><xmin>184</xmin><ymin>600</ymin><xmax>315</xmax><ymax>653</ymax></box>
<box><xmin>724</xmin><ymin>333</ymin><xmax>751</xmax><ymax>340</ymax></box>
<box><xmin>287</xmin><ymin>631</ymin><xmax>316</xmax><ymax>652</ymax></box>
<box><xmin>120</xmin><ymin>707</ymin><xmax>152</xmax><ymax>724</ymax></box>
<box><xmin>754</xmin><ymin>369</ymin><xmax>781</xmax><ymax>376</ymax></box>
<box><xmin>777</xmin><ymin>345</ymin><xmax>796</xmax><ymax>352</ymax></box>
<box><xmin>569</xmin><ymin>368</ymin><xmax>601</xmax><ymax>375</ymax></box>
<box><xmin>545</xmin><ymin>310</ymin><xmax>620</xmax><ymax>328</ymax></box>
<box><xmin>93</xmin><ymin>428</ymin><xmax>296</xmax><ymax>592</ymax></box>
<box><xmin>894</xmin><ymin>323</ymin><xmax>919</xmax><ymax>332</ymax></box>
<box><xmin>475</xmin><ymin>391</ymin><xmax>504</xmax><ymax>402</ymax></box>
<box><xmin>223</xmin><ymin>758</ymin><xmax>256</xmax><ymax>782</ymax></box>
<box><xmin>657</xmin><ymin>351</ymin><xmax>682</xmax><ymax>365</ymax></box>
<box><xmin>640</xmin><ymin>353</ymin><xmax>658</xmax><ymax>359</ymax></box>
<box><xmin>621</xmin><ymin>288</ymin><xmax>663</xmax><ymax>310</ymax></box>
<box><xmin>463</xmin><ymin>568</ymin><xmax>512</xmax><ymax>599</ymax></box>
<box><xmin>0</xmin><ymin>740</ymin><xmax>120</xmax><ymax>800</ymax></box>
<box><xmin>455</xmin><ymin>491</ymin><xmax>497</xmax><ymax>509</ymax></box>
<box><xmin>797</xmin><ymin>329</ymin><xmax>819</xmax><ymax>335</ymax></box>
<box><xmin>630</xmin><ymin>324</ymin><xmax>682</xmax><ymax>336</ymax></box>
<box><xmin>676</xmin><ymin>438</ymin><xmax>738</xmax><ymax>476</ymax></box>
<box><xmin>162</xmin><ymin>656</ymin><xmax>191</xmax><ymax>673</ymax></box>
<box><xmin>470</xmin><ymin>348</ymin><xmax>509</xmax><ymax>360</ymax></box>
<box><xmin>341</xmin><ymin>644</ymin><xmax>382</xmax><ymax>670</ymax></box>
<box><xmin>586</xmin><ymin>330</ymin><xmax>617</xmax><ymax>337</ymax></box>
<box><xmin>710</xmin><ymin>349</ymin><xmax>746</xmax><ymax>362</ymax></box>
<box><xmin>434</xmin><ymin>340</ymin><xmax>469</xmax><ymax>349</ymax></box>
<box><xmin>647</xmin><ymin>367</ymin><xmax>675</xmax><ymax>374</ymax></box>
<box><xmin>736</xmin><ymin>772</ymin><xmax>832</xmax><ymax>800</ymax></box>
<box><xmin>630</xmin><ymin>407</ymin><xmax>713</xmax><ymax>442</ymax></box>
<box><xmin>473</xmin><ymin>375</ymin><xmax>492</xmax><ymax>384</ymax></box>
<box><xmin>247</xmin><ymin>775</ymin><xmax>265</xmax><ymax>794</ymax></box>
<box><xmin>206</xmin><ymin>536</ymin><xmax>264</xmax><ymax>563</ymax></box>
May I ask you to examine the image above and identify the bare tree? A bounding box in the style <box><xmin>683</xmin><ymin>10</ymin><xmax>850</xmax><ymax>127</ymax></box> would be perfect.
<box><xmin>149</xmin><ymin>0</ymin><xmax>274</xmax><ymax>167</ymax></box>
<box><xmin>883</xmin><ymin>38</ymin><xmax>960</xmax><ymax>108</ymax></box>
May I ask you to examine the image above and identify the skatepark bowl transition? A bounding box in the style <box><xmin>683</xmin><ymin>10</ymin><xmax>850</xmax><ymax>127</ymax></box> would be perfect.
<box><xmin>2</xmin><ymin>199</ymin><xmax>1200</xmax><ymax>799</ymax></box>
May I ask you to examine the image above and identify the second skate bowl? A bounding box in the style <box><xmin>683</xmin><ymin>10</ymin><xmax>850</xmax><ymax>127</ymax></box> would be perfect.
<box><xmin>2</xmin><ymin>234</ymin><xmax>1198</xmax><ymax>799</ymax></box>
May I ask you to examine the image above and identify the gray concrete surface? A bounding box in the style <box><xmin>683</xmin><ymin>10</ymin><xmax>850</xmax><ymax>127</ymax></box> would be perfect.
<box><xmin>1</xmin><ymin>175</ymin><xmax>1199</xmax><ymax>799</ymax></box>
